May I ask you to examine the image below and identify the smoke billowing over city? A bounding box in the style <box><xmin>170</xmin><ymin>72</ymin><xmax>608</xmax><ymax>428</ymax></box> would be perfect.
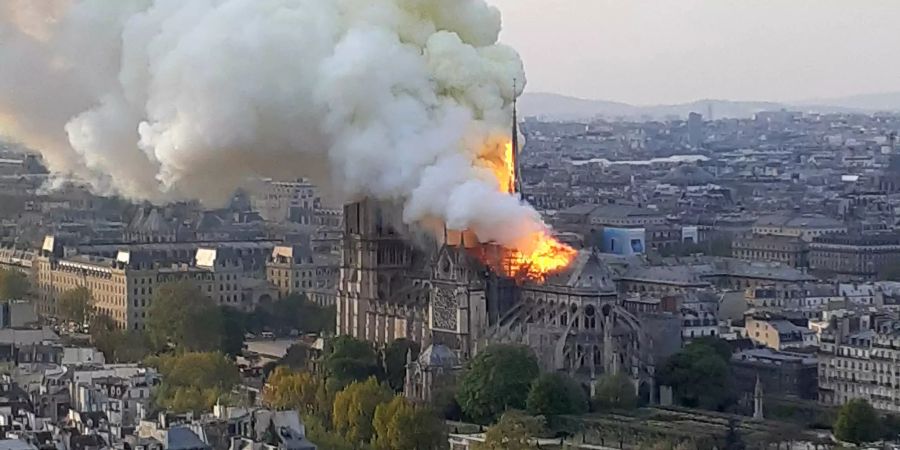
<box><xmin>0</xmin><ymin>0</ymin><xmax>559</xmax><ymax>254</ymax></box>
<box><xmin>4</xmin><ymin>1</ymin><xmax>900</xmax><ymax>448</ymax></box>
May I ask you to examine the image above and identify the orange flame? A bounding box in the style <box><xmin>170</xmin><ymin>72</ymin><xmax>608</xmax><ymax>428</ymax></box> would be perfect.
<box><xmin>501</xmin><ymin>141</ymin><xmax>515</xmax><ymax>194</ymax></box>
<box><xmin>471</xmin><ymin>139</ymin><xmax>577</xmax><ymax>282</ymax></box>
<box><xmin>502</xmin><ymin>230</ymin><xmax>578</xmax><ymax>282</ymax></box>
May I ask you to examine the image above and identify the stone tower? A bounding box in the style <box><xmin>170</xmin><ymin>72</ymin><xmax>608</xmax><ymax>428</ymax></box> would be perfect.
<box><xmin>753</xmin><ymin>376</ymin><xmax>764</xmax><ymax>420</ymax></box>
<box><xmin>335</xmin><ymin>199</ymin><xmax>427</xmax><ymax>345</ymax></box>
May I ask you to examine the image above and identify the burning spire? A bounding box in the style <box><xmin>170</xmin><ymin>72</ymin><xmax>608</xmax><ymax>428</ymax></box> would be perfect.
<box><xmin>511</xmin><ymin>78</ymin><xmax>522</xmax><ymax>197</ymax></box>
<box><xmin>467</xmin><ymin>84</ymin><xmax>577</xmax><ymax>283</ymax></box>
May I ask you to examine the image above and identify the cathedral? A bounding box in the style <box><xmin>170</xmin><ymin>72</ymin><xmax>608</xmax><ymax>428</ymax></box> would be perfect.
<box><xmin>335</xmin><ymin>92</ymin><xmax>655</xmax><ymax>399</ymax></box>
<box><xmin>334</xmin><ymin>198</ymin><xmax>657</xmax><ymax>401</ymax></box>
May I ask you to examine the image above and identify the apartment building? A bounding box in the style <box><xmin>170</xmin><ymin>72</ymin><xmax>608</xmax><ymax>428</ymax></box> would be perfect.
<box><xmin>809</xmin><ymin>232</ymin><xmax>900</xmax><ymax>281</ymax></box>
<box><xmin>34</xmin><ymin>236</ymin><xmax>276</xmax><ymax>330</ymax></box>
<box><xmin>819</xmin><ymin>315</ymin><xmax>900</xmax><ymax>412</ymax></box>
<box><xmin>745</xmin><ymin>315</ymin><xmax>817</xmax><ymax>350</ymax></box>
<box><xmin>266</xmin><ymin>244</ymin><xmax>339</xmax><ymax>307</ymax></box>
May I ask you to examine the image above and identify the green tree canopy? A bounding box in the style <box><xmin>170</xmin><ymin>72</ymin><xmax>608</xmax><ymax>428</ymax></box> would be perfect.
<box><xmin>59</xmin><ymin>287</ymin><xmax>92</xmax><ymax>326</ymax></box>
<box><xmin>146</xmin><ymin>281</ymin><xmax>224</xmax><ymax>351</ymax></box>
<box><xmin>263</xmin><ymin>367</ymin><xmax>321</xmax><ymax>415</ymax></box>
<box><xmin>881</xmin><ymin>413</ymin><xmax>900</xmax><ymax>442</ymax></box>
<box><xmin>257</xmin><ymin>294</ymin><xmax>336</xmax><ymax>335</ymax></box>
<box><xmin>0</xmin><ymin>269</ymin><xmax>28</xmax><ymax>300</ymax></box>
<box><xmin>89</xmin><ymin>314</ymin><xmax>119</xmax><ymax>357</ymax></box>
<box><xmin>148</xmin><ymin>351</ymin><xmax>240</xmax><ymax>414</ymax></box>
<box><xmin>473</xmin><ymin>410</ymin><xmax>545</xmax><ymax>450</ymax></box>
<box><xmin>833</xmin><ymin>398</ymin><xmax>881</xmax><ymax>444</ymax></box>
<box><xmin>456</xmin><ymin>344</ymin><xmax>541</xmax><ymax>424</ymax></box>
<box><xmin>280</xmin><ymin>344</ymin><xmax>310</xmax><ymax>370</ymax></box>
<box><xmin>114</xmin><ymin>330</ymin><xmax>153</xmax><ymax>362</ymax></box>
<box><xmin>331</xmin><ymin>377</ymin><xmax>392</xmax><ymax>445</ymax></box>
<box><xmin>592</xmin><ymin>372</ymin><xmax>638</xmax><ymax>411</ymax></box>
<box><xmin>325</xmin><ymin>336</ymin><xmax>380</xmax><ymax>389</ymax></box>
<box><xmin>220</xmin><ymin>306</ymin><xmax>247</xmax><ymax>356</ymax></box>
<box><xmin>302</xmin><ymin>414</ymin><xmax>357</xmax><ymax>450</ymax></box>
<box><xmin>88</xmin><ymin>314</ymin><xmax>151</xmax><ymax>362</ymax></box>
<box><xmin>526</xmin><ymin>373</ymin><xmax>588</xmax><ymax>416</ymax></box>
<box><xmin>691</xmin><ymin>336</ymin><xmax>733</xmax><ymax>361</ymax></box>
<box><xmin>384</xmin><ymin>338</ymin><xmax>420</xmax><ymax>392</ymax></box>
<box><xmin>657</xmin><ymin>338</ymin><xmax>735</xmax><ymax>411</ymax></box>
<box><xmin>372</xmin><ymin>395</ymin><xmax>446</xmax><ymax>450</ymax></box>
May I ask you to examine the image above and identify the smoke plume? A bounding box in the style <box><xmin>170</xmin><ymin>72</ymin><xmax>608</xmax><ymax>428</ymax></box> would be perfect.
<box><xmin>0</xmin><ymin>0</ymin><xmax>552</xmax><ymax>253</ymax></box>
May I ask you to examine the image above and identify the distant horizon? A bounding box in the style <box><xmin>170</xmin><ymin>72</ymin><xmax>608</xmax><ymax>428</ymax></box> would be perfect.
<box><xmin>489</xmin><ymin>0</ymin><xmax>900</xmax><ymax>105</ymax></box>
<box><xmin>522</xmin><ymin>90</ymin><xmax>900</xmax><ymax>108</ymax></box>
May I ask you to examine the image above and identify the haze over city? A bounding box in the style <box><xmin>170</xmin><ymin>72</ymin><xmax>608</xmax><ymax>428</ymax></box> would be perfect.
<box><xmin>1</xmin><ymin>1</ymin><xmax>900</xmax><ymax>449</ymax></box>
<box><xmin>490</xmin><ymin>0</ymin><xmax>900</xmax><ymax>105</ymax></box>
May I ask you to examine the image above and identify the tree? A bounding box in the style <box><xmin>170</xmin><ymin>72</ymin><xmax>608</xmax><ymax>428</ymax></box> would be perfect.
<box><xmin>592</xmin><ymin>373</ymin><xmax>638</xmax><ymax>411</ymax></box>
<box><xmin>656</xmin><ymin>338</ymin><xmax>735</xmax><ymax>410</ymax></box>
<box><xmin>648</xmin><ymin>441</ymin><xmax>699</xmax><ymax>450</ymax></box>
<box><xmin>89</xmin><ymin>313</ymin><xmax>119</xmax><ymax>357</ymax></box>
<box><xmin>833</xmin><ymin>398</ymin><xmax>881</xmax><ymax>444</ymax></box>
<box><xmin>280</xmin><ymin>344</ymin><xmax>310</xmax><ymax>370</ymax></box>
<box><xmin>146</xmin><ymin>281</ymin><xmax>224</xmax><ymax>352</ymax></box>
<box><xmin>59</xmin><ymin>287</ymin><xmax>92</xmax><ymax>327</ymax></box>
<box><xmin>303</xmin><ymin>414</ymin><xmax>357</xmax><ymax>450</ymax></box>
<box><xmin>384</xmin><ymin>338</ymin><xmax>420</xmax><ymax>392</ymax></box>
<box><xmin>723</xmin><ymin>418</ymin><xmax>745</xmax><ymax>450</ymax></box>
<box><xmin>263</xmin><ymin>367</ymin><xmax>320</xmax><ymax>414</ymax></box>
<box><xmin>88</xmin><ymin>314</ymin><xmax>152</xmax><ymax>362</ymax></box>
<box><xmin>108</xmin><ymin>330</ymin><xmax>152</xmax><ymax>362</ymax></box>
<box><xmin>148</xmin><ymin>352</ymin><xmax>240</xmax><ymax>414</ymax></box>
<box><xmin>332</xmin><ymin>377</ymin><xmax>392</xmax><ymax>445</ymax></box>
<box><xmin>373</xmin><ymin>395</ymin><xmax>446</xmax><ymax>450</ymax></box>
<box><xmin>220</xmin><ymin>306</ymin><xmax>247</xmax><ymax>356</ymax></box>
<box><xmin>325</xmin><ymin>336</ymin><xmax>380</xmax><ymax>389</ymax></box>
<box><xmin>0</xmin><ymin>269</ymin><xmax>28</xmax><ymax>300</ymax></box>
<box><xmin>526</xmin><ymin>373</ymin><xmax>588</xmax><ymax>416</ymax></box>
<box><xmin>431</xmin><ymin>382</ymin><xmax>463</xmax><ymax>421</ymax></box>
<box><xmin>692</xmin><ymin>336</ymin><xmax>733</xmax><ymax>361</ymax></box>
<box><xmin>473</xmin><ymin>410</ymin><xmax>544</xmax><ymax>450</ymax></box>
<box><xmin>456</xmin><ymin>344</ymin><xmax>540</xmax><ymax>424</ymax></box>
<box><xmin>881</xmin><ymin>413</ymin><xmax>900</xmax><ymax>441</ymax></box>
<box><xmin>267</xmin><ymin>294</ymin><xmax>336</xmax><ymax>335</ymax></box>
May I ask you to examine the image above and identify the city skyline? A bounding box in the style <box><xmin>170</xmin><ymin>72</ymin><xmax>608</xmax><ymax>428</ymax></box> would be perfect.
<box><xmin>490</xmin><ymin>0</ymin><xmax>900</xmax><ymax>105</ymax></box>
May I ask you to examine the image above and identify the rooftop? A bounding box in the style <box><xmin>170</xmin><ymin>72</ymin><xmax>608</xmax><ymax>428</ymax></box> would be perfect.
<box><xmin>732</xmin><ymin>347</ymin><xmax>817</xmax><ymax>365</ymax></box>
<box><xmin>754</xmin><ymin>213</ymin><xmax>843</xmax><ymax>229</ymax></box>
<box><xmin>812</xmin><ymin>232</ymin><xmax>900</xmax><ymax>246</ymax></box>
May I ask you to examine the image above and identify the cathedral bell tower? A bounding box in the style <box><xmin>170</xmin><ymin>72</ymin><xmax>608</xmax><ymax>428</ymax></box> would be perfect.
<box><xmin>336</xmin><ymin>199</ymin><xmax>419</xmax><ymax>344</ymax></box>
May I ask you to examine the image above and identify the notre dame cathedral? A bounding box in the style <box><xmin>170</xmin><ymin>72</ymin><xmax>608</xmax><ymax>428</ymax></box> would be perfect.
<box><xmin>335</xmin><ymin>199</ymin><xmax>656</xmax><ymax>403</ymax></box>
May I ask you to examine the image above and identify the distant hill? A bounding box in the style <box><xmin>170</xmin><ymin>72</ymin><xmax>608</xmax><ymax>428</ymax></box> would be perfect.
<box><xmin>795</xmin><ymin>92</ymin><xmax>900</xmax><ymax>112</ymax></box>
<box><xmin>520</xmin><ymin>92</ymin><xmax>900</xmax><ymax>121</ymax></box>
<box><xmin>517</xmin><ymin>93</ymin><xmax>640</xmax><ymax>120</ymax></box>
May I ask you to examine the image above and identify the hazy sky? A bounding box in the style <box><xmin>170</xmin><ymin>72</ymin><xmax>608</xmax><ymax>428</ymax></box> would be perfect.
<box><xmin>488</xmin><ymin>0</ymin><xmax>900</xmax><ymax>105</ymax></box>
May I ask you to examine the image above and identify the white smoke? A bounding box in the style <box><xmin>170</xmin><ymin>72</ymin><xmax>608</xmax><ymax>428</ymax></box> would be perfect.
<box><xmin>0</xmin><ymin>0</ymin><xmax>550</xmax><ymax>251</ymax></box>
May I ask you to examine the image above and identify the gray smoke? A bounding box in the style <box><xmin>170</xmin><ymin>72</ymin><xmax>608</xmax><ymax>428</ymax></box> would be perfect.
<box><xmin>0</xmin><ymin>0</ymin><xmax>551</xmax><ymax>253</ymax></box>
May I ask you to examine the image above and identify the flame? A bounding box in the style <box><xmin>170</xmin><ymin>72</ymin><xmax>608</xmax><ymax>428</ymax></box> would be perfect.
<box><xmin>469</xmin><ymin>139</ymin><xmax>577</xmax><ymax>282</ymax></box>
<box><xmin>502</xmin><ymin>230</ymin><xmax>578</xmax><ymax>282</ymax></box>
<box><xmin>501</xmin><ymin>141</ymin><xmax>515</xmax><ymax>194</ymax></box>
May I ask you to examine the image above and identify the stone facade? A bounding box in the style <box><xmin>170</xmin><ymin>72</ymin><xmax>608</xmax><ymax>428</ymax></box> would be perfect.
<box><xmin>335</xmin><ymin>200</ymin><xmax>431</xmax><ymax>348</ymax></box>
<box><xmin>266</xmin><ymin>244</ymin><xmax>338</xmax><ymax>306</ymax></box>
<box><xmin>34</xmin><ymin>236</ymin><xmax>275</xmax><ymax>330</ymax></box>
<box><xmin>818</xmin><ymin>315</ymin><xmax>900</xmax><ymax>412</ymax></box>
<box><xmin>732</xmin><ymin>234</ymin><xmax>808</xmax><ymax>268</ymax></box>
<box><xmin>252</xmin><ymin>179</ymin><xmax>321</xmax><ymax>225</ymax></box>
<box><xmin>732</xmin><ymin>348</ymin><xmax>818</xmax><ymax>400</ymax></box>
<box><xmin>336</xmin><ymin>199</ymin><xmax>657</xmax><ymax>402</ymax></box>
<box><xmin>809</xmin><ymin>232</ymin><xmax>900</xmax><ymax>281</ymax></box>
